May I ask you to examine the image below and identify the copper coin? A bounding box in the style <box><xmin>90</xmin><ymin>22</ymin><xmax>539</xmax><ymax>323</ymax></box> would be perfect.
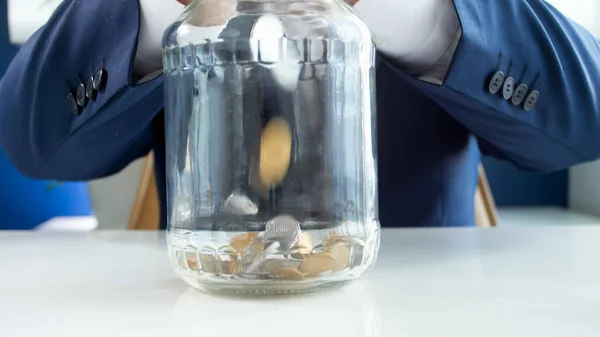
<box><xmin>259</xmin><ymin>117</ymin><xmax>292</xmax><ymax>187</ymax></box>
<box><xmin>326</xmin><ymin>241</ymin><xmax>351</xmax><ymax>271</ymax></box>
<box><xmin>299</xmin><ymin>252</ymin><xmax>338</xmax><ymax>277</ymax></box>
<box><xmin>230</xmin><ymin>232</ymin><xmax>260</xmax><ymax>253</ymax></box>
<box><xmin>274</xmin><ymin>268</ymin><xmax>304</xmax><ymax>281</ymax></box>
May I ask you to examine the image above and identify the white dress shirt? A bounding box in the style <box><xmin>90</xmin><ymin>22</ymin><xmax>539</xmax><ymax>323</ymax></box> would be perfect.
<box><xmin>134</xmin><ymin>0</ymin><xmax>460</xmax><ymax>83</ymax></box>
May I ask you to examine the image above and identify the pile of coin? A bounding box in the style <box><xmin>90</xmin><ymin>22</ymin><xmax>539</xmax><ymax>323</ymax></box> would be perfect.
<box><xmin>183</xmin><ymin>216</ymin><xmax>366</xmax><ymax>281</ymax></box>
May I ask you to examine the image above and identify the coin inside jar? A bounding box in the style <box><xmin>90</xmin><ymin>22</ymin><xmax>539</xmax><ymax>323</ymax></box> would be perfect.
<box><xmin>274</xmin><ymin>268</ymin><xmax>304</xmax><ymax>280</ymax></box>
<box><xmin>299</xmin><ymin>252</ymin><xmax>338</xmax><ymax>277</ymax></box>
<box><xmin>217</xmin><ymin>246</ymin><xmax>240</xmax><ymax>275</ymax></box>
<box><xmin>184</xmin><ymin>245</ymin><xmax>199</xmax><ymax>271</ymax></box>
<box><xmin>326</xmin><ymin>241</ymin><xmax>351</xmax><ymax>272</ymax></box>
<box><xmin>259</xmin><ymin>117</ymin><xmax>292</xmax><ymax>187</ymax></box>
<box><xmin>230</xmin><ymin>232</ymin><xmax>260</xmax><ymax>253</ymax></box>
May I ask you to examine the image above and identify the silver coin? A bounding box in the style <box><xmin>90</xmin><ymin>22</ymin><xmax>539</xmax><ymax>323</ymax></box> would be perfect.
<box><xmin>244</xmin><ymin>242</ymin><xmax>280</xmax><ymax>274</ymax></box>
<box><xmin>262</xmin><ymin>257</ymin><xmax>303</xmax><ymax>273</ymax></box>
<box><xmin>222</xmin><ymin>191</ymin><xmax>259</xmax><ymax>215</ymax></box>
<box><xmin>264</xmin><ymin>215</ymin><xmax>301</xmax><ymax>251</ymax></box>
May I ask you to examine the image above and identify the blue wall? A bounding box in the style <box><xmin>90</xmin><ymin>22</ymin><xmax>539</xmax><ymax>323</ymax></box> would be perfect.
<box><xmin>0</xmin><ymin>0</ymin><xmax>93</xmax><ymax>230</ymax></box>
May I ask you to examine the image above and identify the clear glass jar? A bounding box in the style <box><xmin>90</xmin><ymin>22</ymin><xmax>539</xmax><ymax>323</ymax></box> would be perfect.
<box><xmin>162</xmin><ymin>0</ymin><xmax>380</xmax><ymax>295</ymax></box>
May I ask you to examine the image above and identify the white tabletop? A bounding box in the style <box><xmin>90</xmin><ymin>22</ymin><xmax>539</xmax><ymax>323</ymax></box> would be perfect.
<box><xmin>1</xmin><ymin>228</ymin><xmax>599</xmax><ymax>337</ymax></box>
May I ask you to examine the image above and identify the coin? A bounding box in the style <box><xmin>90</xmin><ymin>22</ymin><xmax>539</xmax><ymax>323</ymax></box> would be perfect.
<box><xmin>290</xmin><ymin>248</ymin><xmax>311</xmax><ymax>260</ymax></box>
<box><xmin>259</xmin><ymin>117</ymin><xmax>292</xmax><ymax>187</ymax></box>
<box><xmin>263</xmin><ymin>257</ymin><xmax>302</xmax><ymax>272</ymax></box>
<box><xmin>217</xmin><ymin>246</ymin><xmax>240</xmax><ymax>274</ymax></box>
<box><xmin>295</xmin><ymin>233</ymin><xmax>313</xmax><ymax>251</ymax></box>
<box><xmin>230</xmin><ymin>232</ymin><xmax>260</xmax><ymax>253</ymax></box>
<box><xmin>222</xmin><ymin>191</ymin><xmax>259</xmax><ymax>215</ymax></box>
<box><xmin>274</xmin><ymin>268</ymin><xmax>304</xmax><ymax>280</ymax></box>
<box><xmin>244</xmin><ymin>242</ymin><xmax>280</xmax><ymax>274</ymax></box>
<box><xmin>264</xmin><ymin>215</ymin><xmax>301</xmax><ymax>252</ymax></box>
<box><xmin>184</xmin><ymin>245</ymin><xmax>199</xmax><ymax>271</ymax></box>
<box><xmin>299</xmin><ymin>252</ymin><xmax>338</xmax><ymax>277</ymax></box>
<box><xmin>326</xmin><ymin>241</ymin><xmax>351</xmax><ymax>271</ymax></box>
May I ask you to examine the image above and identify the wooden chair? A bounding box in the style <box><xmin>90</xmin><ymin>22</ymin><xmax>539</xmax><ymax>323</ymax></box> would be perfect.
<box><xmin>128</xmin><ymin>154</ymin><xmax>499</xmax><ymax>230</ymax></box>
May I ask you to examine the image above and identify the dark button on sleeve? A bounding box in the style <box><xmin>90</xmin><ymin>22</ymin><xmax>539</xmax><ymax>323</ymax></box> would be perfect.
<box><xmin>488</xmin><ymin>71</ymin><xmax>505</xmax><ymax>94</ymax></box>
<box><xmin>511</xmin><ymin>83</ymin><xmax>529</xmax><ymax>106</ymax></box>
<box><xmin>524</xmin><ymin>90</ymin><xmax>540</xmax><ymax>111</ymax></box>
<box><xmin>76</xmin><ymin>83</ymin><xmax>88</xmax><ymax>107</ymax></box>
<box><xmin>92</xmin><ymin>68</ymin><xmax>107</xmax><ymax>92</ymax></box>
<box><xmin>86</xmin><ymin>76</ymin><xmax>96</xmax><ymax>100</ymax></box>
<box><xmin>67</xmin><ymin>93</ymin><xmax>80</xmax><ymax>116</ymax></box>
<box><xmin>502</xmin><ymin>76</ymin><xmax>515</xmax><ymax>100</ymax></box>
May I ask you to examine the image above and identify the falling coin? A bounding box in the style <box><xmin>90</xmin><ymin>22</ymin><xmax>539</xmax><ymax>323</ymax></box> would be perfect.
<box><xmin>299</xmin><ymin>252</ymin><xmax>338</xmax><ymax>277</ymax></box>
<box><xmin>259</xmin><ymin>117</ymin><xmax>292</xmax><ymax>187</ymax></box>
<box><xmin>222</xmin><ymin>191</ymin><xmax>259</xmax><ymax>215</ymax></box>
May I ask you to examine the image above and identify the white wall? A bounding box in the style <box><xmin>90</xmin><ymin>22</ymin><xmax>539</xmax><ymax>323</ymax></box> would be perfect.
<box><xmin>87</xmin><ymin>159</ymin><xmax>145</xmax><ymax>230</ymax></box>
<box><xmin>548</xmin><ymin>0</ymin><xmax>600</xmax><ymax>216</ymax></box>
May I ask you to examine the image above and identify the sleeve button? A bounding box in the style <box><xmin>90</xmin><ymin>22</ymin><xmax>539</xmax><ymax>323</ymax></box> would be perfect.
<box><xmin>488</xmin><ymin>71</ymin><xmax>505</xmax><ymax>94</ymax></box>
<box><xmin>92</xmin><ymin>68</ymin><xmax>107</xmax><ymax>92</ymax></box>
<box><xmin>511</xmin><ymin>84</ymin><xmax>529</xmax><ymax>106</ymax></box>
<box><xmin>67</xmin><ymin>93</ymin><xmax>80</xmax><ymax>116</ymax></box>
<box><xmin>86</xmin><ymin>76</ymin><xmax>96</xmax><ymax>100</ymax></box>
<box><xmin>76</xmin><ymin>83</ymin><xmax>88</xmax><ymax>107</ymax></box>
<box><xmin>524</xmin><ymin>90</ymin><xmax>540</xmax><ymax>111</ymax></box>
<box><xmin>502</xmin><ymin>76</ymin><xmax>515</xmax><ymax>100</ymax></box>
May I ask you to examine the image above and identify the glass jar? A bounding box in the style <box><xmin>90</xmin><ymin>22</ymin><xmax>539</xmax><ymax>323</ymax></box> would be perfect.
<box><xmin>163</xmin><ymin>0</ymin><xmax>380</xmax><ymax>295</ymax></box>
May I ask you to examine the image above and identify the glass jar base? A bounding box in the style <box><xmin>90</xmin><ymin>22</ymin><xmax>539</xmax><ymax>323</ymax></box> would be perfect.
<box><xmin>179</xmin><ymin>274</ymin><xmax>356</xmax><ymax>297</ymax></box>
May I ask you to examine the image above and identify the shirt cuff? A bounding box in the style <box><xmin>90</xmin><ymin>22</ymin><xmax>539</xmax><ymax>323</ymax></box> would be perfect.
<box><xmin>353</xmin><ymin>0</ymin><xmax>461</xmax><ymax>82</ymax></box>
<box><xmin>135</xmin><ymin>0</ymin><xmax>185</xmax><ymax>78</ymax></box>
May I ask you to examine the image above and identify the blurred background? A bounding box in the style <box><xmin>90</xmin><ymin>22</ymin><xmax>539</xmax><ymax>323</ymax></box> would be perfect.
<box><xmin>1</xmin><ymin>0</ymin><xmax>600</xmax><ymax>231</ymax></box>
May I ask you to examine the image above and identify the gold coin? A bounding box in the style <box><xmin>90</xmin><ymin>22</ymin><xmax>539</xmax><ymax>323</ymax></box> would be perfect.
<box><xmin>230</xmin><ymin>232</ymin><xmax>259</xmax><ymax>253</ymax></box>
<box><xmin>259</xmin><ymin>117</ymin><xmax>292</xmax><ymax>187</ymax></box>
<box><xmin>275</xmin><ymin>268</ymin><xmax>304</xmax><ymax>280</ymax></box>
<box><xmin>186</xmin><ymin>259</ymin><xmax>198</xmax><ymax>270</ymax></box>
<box><xmin>290</xmin><ymin>248</ymin><xmax>312</xmax><ymax>260</ymax></box>
<box><xmin>326</xmin><ymin>241</ymin><xmax>351</xmax><ymax>272</ymax></box>
<box><xmin>299</xmin><ymin>252</ymin><xmax>338</xmax><ymax>277</ymax></box>
<box><xmin>296</xmin><ymin>233</ymin><xmax>313</xmax><ymax>251</ymax></box>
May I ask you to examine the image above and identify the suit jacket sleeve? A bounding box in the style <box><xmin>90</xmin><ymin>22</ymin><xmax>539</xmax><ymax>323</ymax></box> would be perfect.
<box><xmin>0</xmin><ymin>0</ymin><xmax>163</xmax><ymax>181</ymax></box>
<box><xmin>384</xmin><ymin>0</ymin><xmax>600</xmax><ymax>172</ymax></box>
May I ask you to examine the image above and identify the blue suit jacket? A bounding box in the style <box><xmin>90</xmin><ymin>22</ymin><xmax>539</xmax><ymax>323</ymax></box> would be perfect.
<box><xmin>2</xmin><ymin>0</ymin><xmax>600</xmax><ymax>229</ymax></box>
